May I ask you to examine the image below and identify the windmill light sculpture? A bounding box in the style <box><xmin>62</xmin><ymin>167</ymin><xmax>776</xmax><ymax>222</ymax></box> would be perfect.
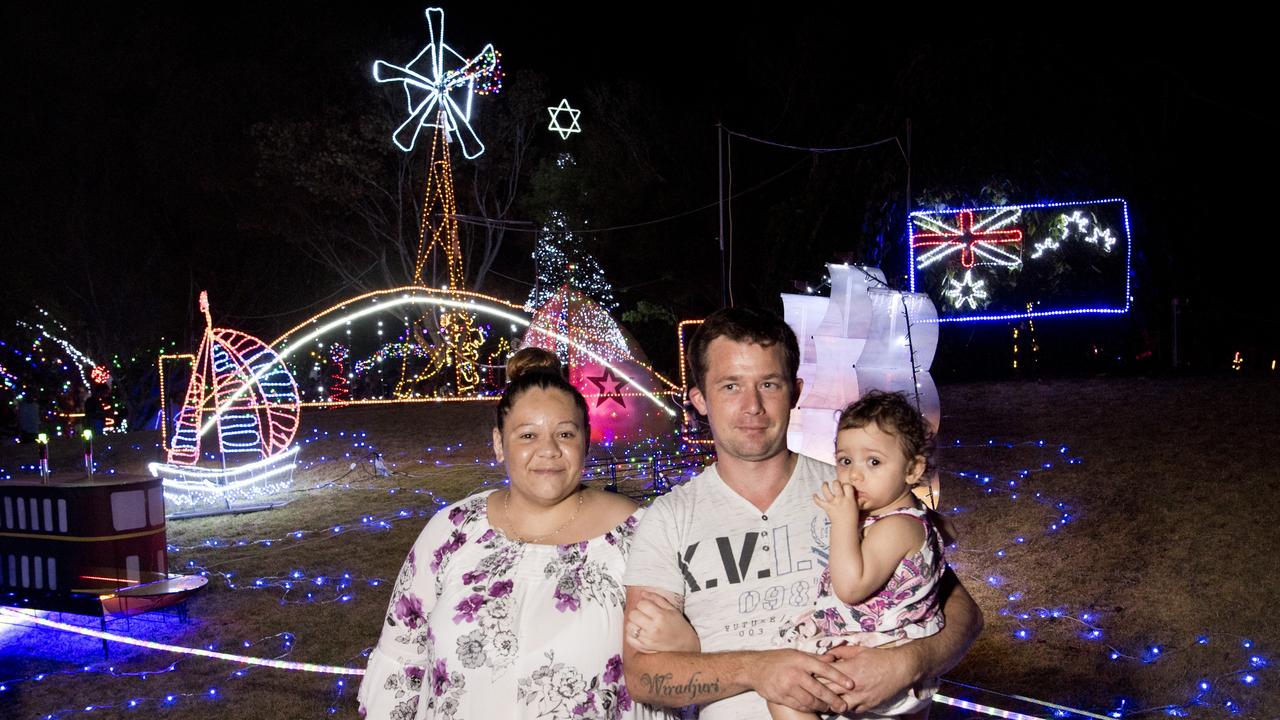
<box><xmin>371</xmin><ymin>6</ymin><xmax>501</xmax><ymax>397</ymax></box>
<box><xmin>372</xmin><ymin>6</ymin><xmax>502</xmax><ymax>159</ymax></box>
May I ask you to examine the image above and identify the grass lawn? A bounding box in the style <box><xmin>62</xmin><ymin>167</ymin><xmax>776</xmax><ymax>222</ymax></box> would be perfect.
<box><xmin>935</xmin><ymin>376</ymin><xmax>1278</xmax><ymax>719</ymax></box>
<box><xmin>1</xmin><ymin>376</ymin><xmax>1276</xmax><ymax>719</ymax></box>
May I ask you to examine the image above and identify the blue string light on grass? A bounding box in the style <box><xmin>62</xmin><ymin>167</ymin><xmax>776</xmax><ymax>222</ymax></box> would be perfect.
<box><xmin>12</xmin><ymin>417</ymin><xmax>1267</xmax><ymax>718</ymax></box>
<box><xmin>2</xmin><ymin>416</ymin><xmax>703</xmax><ymax>720</ymax></box>
<box><xmin>0</xmin><ymin>660</ymin><xmax>179</xmax><ymax>695</ymax></box>
<box><xmin>185</xmin><ymin>564</ymin><xmax>387</xmax><ymax>605</ymax></box>
<box><xmin>945</xmin><ymin>437</ymin><xmax>1271</xmax><ymax>716</ymax></box>
<box><xmin>2</xmin><ymin>423</ymin><xmax>691</xmax><ymax>712</ymax></box>
<box><xmin>167</xmin><ymin>504</ymin><xmax>437</xmax><ymax>558</ymax></box>
<box><xmin>30</xmin><ymin>685</ymin><xmax>226</xmax><ymax>719</ymax></box>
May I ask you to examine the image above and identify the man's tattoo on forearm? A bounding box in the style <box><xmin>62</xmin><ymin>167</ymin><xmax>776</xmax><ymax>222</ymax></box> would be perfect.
<box><xmin>639</xmin><ymin>672</ymin><xmax>721</xmax><ymax>702</ymax></box>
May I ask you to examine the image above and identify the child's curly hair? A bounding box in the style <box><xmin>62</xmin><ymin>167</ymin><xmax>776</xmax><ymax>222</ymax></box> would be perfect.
<box><xmin>838</xmin><ymin>390</ymin><xmax>953</xmax><ymax>543</ymax></box>
<box><xmin>837</xmin><ymin>390</ymin><xmax>936</xmax><ymax>482</ymax></box>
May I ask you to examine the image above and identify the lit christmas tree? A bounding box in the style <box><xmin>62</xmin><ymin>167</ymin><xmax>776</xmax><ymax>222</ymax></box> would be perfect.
<box><xmin>525</xmin><ymin>286</ymin><xmax>629</xmax><ymax>368</ymax></box>
<box><xmin>525</xmin><ymin>209</ymin><xmax>616</xmax><ymax>312</ymax></box>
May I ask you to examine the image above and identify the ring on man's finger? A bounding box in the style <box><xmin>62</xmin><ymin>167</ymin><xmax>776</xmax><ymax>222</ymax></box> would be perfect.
<box><xmin>633</xmin><ymin>627</ymin><xmax>641</xmax><ymax>639</ymax></box>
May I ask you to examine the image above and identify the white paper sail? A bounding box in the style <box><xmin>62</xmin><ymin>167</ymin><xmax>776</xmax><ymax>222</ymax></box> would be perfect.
<box><xmin>781</xmin><ymin>264</ymin><xmax>940</xmax><ymax>465</ymax></box>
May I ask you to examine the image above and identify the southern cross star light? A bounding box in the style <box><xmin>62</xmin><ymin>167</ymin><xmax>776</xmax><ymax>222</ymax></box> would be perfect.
<box><xmin>1086</xmin><ymin>227</ymin><xmax>1117</xmax><ymax>251</ymax></box>
<box><xmin>1029</xmin><ymin>236</ymin><xmax>1060</xmax><ymax>259</ymax></box>
<box><xmin>1059</xmin><ymin>211</ymin><xmax>1090</xmax><ymax>238</ymax></box>
<box><xmin>372</xmin><ymin>7</ymin><xmax>502</xmax><ymax>158</ymax></box>
<box><xmin>912</xmin><ymin>208</ymin><xmax>1024</xmax><ymax>270</ymax></box>
<box><xmin>547</xmin><ymin>99</ymin><xmax>582</xmax><ymax>139</ymax></box>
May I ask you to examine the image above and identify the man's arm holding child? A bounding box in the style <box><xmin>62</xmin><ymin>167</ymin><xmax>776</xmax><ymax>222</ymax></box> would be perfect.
<box><xmin>622</xmin><ymin>586</ymin><xmax>856</xmax><ymax>713</ymax></box>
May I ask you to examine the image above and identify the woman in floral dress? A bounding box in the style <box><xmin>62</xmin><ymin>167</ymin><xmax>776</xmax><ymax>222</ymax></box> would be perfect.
<box><xmin>359</xmin><ymin>349</ymin><xmax>692</xmax><ymax>719</ymax></box>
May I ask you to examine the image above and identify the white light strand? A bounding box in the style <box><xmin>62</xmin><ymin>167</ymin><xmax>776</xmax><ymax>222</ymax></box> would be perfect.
<box><xmin>263</xmin><ymin>293</ymin><xmax>677</xmax><ymax>426</ymax></box>
<box><xmin>0</xmin><ymin>610</ymin><xmax>1093</xmax><ymax>717</ymax></box>
<box><xmin>970</xmin><ymin>207</ymin><xmax>1021</xmax><ymax>232</ymax></box>
<box><xmin>933</xmin><ymin>694</ymin><xmax>1055</xmax><ymax>720</ymax></box>
<box><xmin>14</xmin><ymin>319</ymin><xmax>98</xmax><ymax>388</ymax></box>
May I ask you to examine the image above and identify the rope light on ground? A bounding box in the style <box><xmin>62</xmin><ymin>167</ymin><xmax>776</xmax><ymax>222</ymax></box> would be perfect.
<box><xmin>938</xmin><ymin>680</ymin><xmax>1118</xmax><ymax>720</ymax></box>
<box><xmin>0</xmin><ymin>608</ymin><xmax>365</xmax><ymax>676</ymax></box>
<box><xmin>933</xmin><ymin>694</ymin><xmax>1045</xmax><ymax>720</ymax></box>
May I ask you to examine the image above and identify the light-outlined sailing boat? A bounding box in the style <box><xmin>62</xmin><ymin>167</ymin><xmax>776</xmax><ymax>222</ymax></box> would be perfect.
<box><xmin>148</xmin><ymin>292</ymin><xmax>301</xmax><ymax>517</ymax></box>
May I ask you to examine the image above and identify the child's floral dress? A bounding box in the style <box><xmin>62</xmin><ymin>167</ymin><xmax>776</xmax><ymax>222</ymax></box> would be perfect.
<box><xmin>779</xmin><ymin>504</ymin><xmax>946</xmax><ymax>716</ymax></box>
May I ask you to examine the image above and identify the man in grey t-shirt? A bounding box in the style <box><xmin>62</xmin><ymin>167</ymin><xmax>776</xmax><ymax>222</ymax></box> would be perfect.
<box><xmin>622</xmin><ymin>307</ymin><xmax>983</xmax><ymax>719</ymax></box>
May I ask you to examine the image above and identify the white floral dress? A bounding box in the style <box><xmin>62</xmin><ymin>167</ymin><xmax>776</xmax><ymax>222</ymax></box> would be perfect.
<box><xmin>359</xmin><ymin>491</ymin><xmax>667</xmax><ymax>720</ymax></box>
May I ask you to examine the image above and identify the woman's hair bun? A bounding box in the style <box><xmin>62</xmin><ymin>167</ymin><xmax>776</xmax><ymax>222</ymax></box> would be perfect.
<box><xmin>505</xmin><ymin>347</ymin><xmax>564</xmax><ymax>382</ymax></box>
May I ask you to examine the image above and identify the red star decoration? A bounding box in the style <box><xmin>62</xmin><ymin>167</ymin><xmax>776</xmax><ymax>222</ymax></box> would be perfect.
<box><xmin>913</xmin><ymin>209</ymin><xmax>1023</xmax><ymax>268</ymax></box>
<box><xmin>584</xmin><ymin>368</ymin><xmax>627</xmax><ymax>409</ymax></box>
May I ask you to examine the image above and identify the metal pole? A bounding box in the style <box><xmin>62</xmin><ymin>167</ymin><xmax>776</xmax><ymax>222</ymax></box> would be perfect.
<box><xmin>717</xmin><ymin>123</ymin><xmax>727</xmax><ymax>307</ymax></box>
<box><xmin>905</xmin><ymin>118</ymin><xmax>912</xmax><ymax>227</ymax></box>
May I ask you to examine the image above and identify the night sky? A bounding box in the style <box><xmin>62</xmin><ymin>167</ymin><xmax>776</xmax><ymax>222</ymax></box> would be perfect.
<box><xmin>3</xmin><ymin>5</ymin><xmax>1272</xmax><ymax>377</ymax></box>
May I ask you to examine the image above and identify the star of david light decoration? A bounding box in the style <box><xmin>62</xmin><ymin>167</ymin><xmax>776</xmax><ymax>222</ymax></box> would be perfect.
<box><xmin>943</xmin><ymin>270</ymin><xmax>989</xmax><ymax>310</ymax></box>
<box><xmin>585</xmin><ymin>368</ymin><xmax>627</xmax><ymax>408</ymax></box>
<box><xmin>913</xmin><ymin>208</ymin><xmax>1023</xmax><ymax>270</ymax></box>
<box><xmin>372</xmin><ymin>7</ymin><xmax>502</xmax><ymax>158</ymax></box>
<box><xmin>547</xmin><ymin>99</ymin><xmax>582</xmax><ymax>139</ymax></box>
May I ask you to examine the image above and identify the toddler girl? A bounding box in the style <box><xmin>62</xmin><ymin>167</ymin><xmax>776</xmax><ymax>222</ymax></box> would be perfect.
<box><xmin>770</xmin><ymin>390</ymin><xmax>948</xmax><ymax>720</ymax></box>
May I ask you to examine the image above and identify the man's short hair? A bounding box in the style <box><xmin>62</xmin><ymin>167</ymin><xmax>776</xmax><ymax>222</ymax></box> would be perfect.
<box><xmin>687</xmin><ymin>307</ymin><xmax>800</xmax><ymax>391</ymax></box>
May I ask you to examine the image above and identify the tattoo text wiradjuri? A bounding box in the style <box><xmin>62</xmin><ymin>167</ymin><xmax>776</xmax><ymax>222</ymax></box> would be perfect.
<box><xmin>639</xmin><ymin>672</ymin><xmax>721</xmax><ymax>702</ymax></box>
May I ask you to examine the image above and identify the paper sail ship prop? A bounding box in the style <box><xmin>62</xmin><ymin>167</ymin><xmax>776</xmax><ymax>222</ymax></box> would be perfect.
<box><xmin>781</xmin><ymin>264</ymin><xmax>941</xmax><ymax>464</ymax></box>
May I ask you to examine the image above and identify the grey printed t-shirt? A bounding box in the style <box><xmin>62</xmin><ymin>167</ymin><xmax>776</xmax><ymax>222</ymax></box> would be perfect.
<box><xmin>623</xmin><ymin>453</ymin><xmax>834</xmax><ymax>720</ymax></box>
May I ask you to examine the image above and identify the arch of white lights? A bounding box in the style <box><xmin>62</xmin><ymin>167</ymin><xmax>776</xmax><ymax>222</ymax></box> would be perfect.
<box><xmin>193</xmin><ymin>287</ymin><xmax>678</xmax><ymax>443</ymax></box>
